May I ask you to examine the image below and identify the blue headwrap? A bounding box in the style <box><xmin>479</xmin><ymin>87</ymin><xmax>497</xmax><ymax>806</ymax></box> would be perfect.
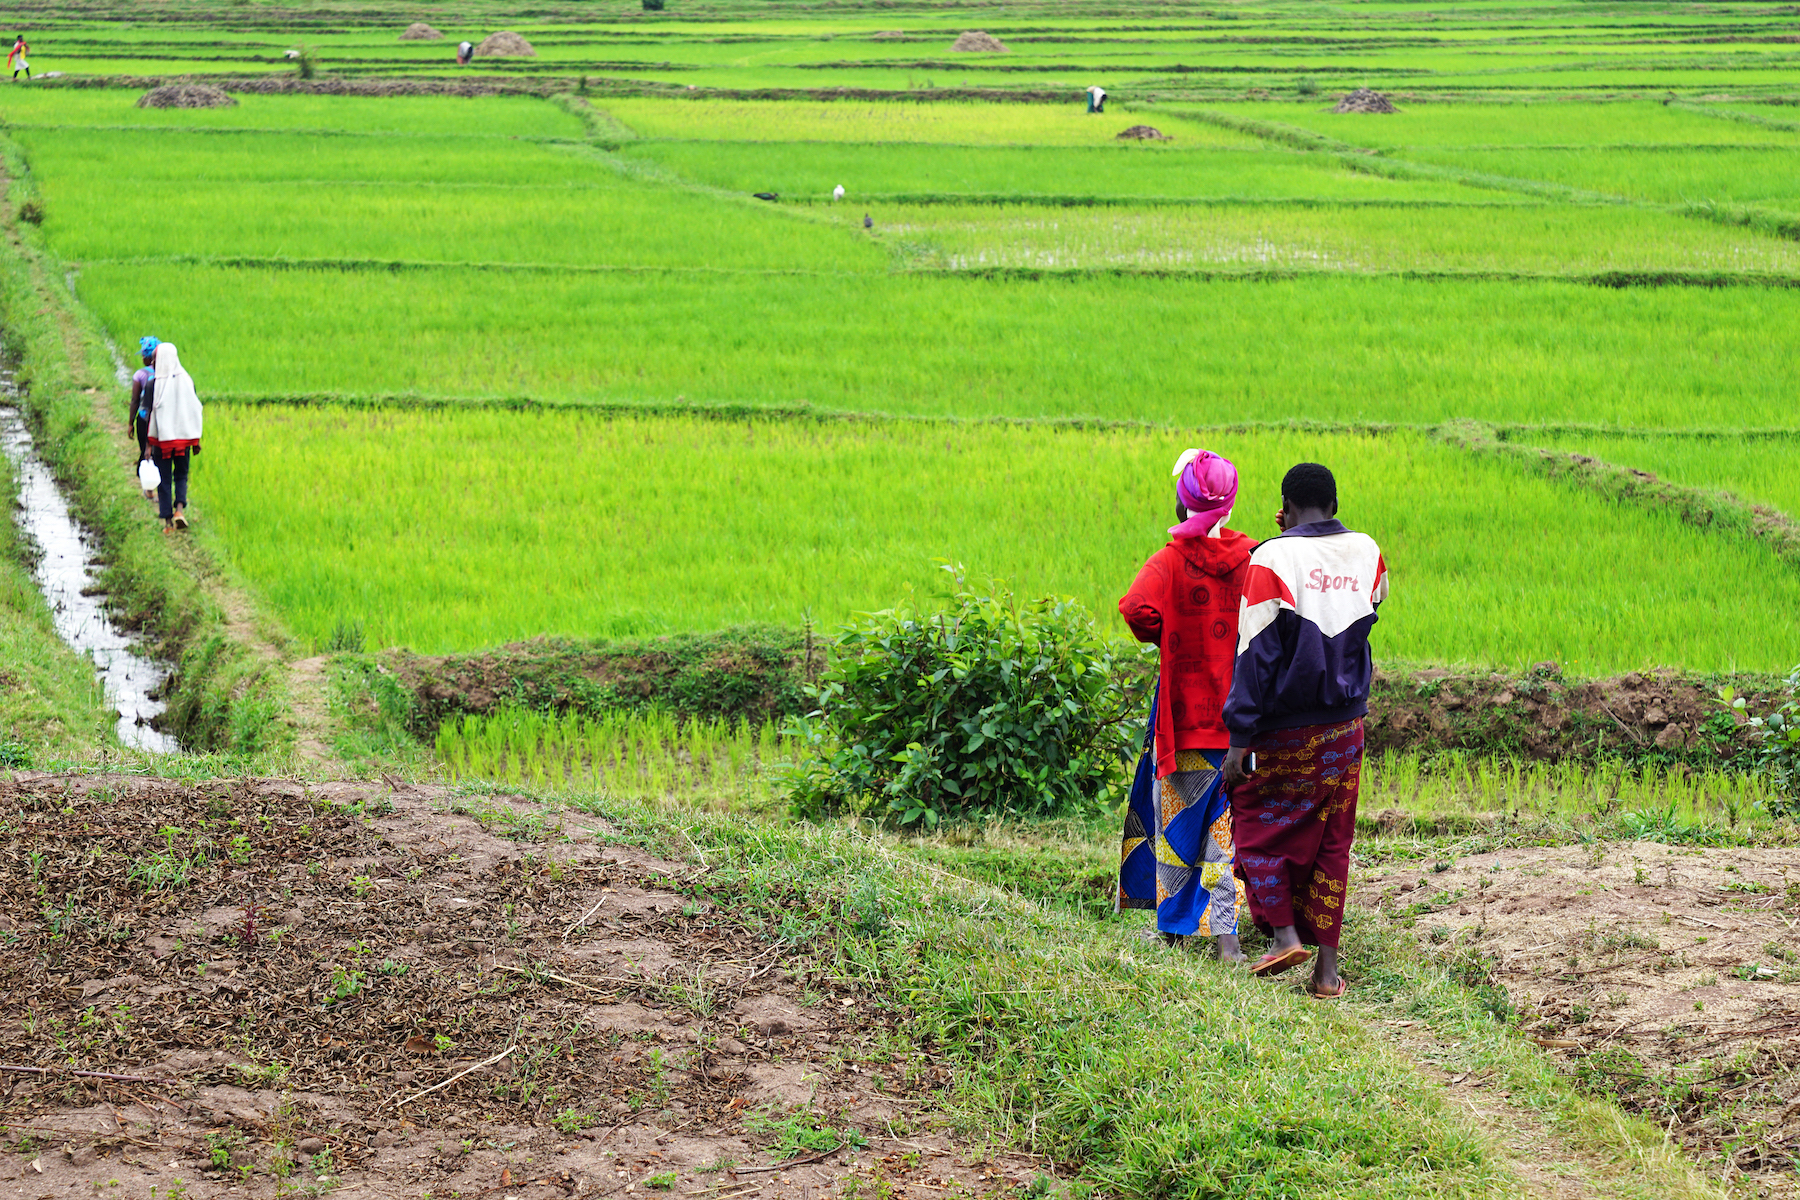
<box><xmin>139</xmin><ymin>336</ymin><xmax>160</xmax><ymax>358</ymax></box>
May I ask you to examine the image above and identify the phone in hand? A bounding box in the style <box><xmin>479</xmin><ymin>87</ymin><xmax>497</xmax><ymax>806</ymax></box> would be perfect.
<box><xmin>1244</xmin><ymin>752</ymin><xmax>1256</xmax><ymax>775</ymax></box>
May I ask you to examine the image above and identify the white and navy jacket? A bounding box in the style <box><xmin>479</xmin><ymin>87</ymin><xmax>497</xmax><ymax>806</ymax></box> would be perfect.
<box><xmin>1222</xmin><ymin>520</ymin><xmax>1389</xmax><ymax>744</ymax></box>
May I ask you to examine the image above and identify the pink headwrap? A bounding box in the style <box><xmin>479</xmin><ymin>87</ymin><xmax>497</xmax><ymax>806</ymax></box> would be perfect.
<box><xmin>1169</xmin><ymin>449</ymin><xmax>1237</xmax><ymax>538</ymax></box>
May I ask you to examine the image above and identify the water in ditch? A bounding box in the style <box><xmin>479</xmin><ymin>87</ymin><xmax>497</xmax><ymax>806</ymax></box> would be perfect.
<box><xmin>0</xmin><ymin>384</ymin><xmax>179</xmax><ymax>754</ymax></box>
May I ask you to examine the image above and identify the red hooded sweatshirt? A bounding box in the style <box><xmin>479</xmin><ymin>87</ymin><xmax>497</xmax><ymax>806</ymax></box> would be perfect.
<box><xmin>1118</xmin><ymin>529</ymin><xmax>1257</xmax><ymax>776</ymax></box>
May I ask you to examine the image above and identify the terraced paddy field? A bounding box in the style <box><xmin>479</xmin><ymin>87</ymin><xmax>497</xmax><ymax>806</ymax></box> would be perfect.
<box><xmin>6</xmin><ymin>7</ymin><xmax>1800</xmax><ymax>1199</ymax></box>
<box><xmin>3</xmin><ymin>0</ymin><xmax>1799</xmax><ymax>679</ymax></box>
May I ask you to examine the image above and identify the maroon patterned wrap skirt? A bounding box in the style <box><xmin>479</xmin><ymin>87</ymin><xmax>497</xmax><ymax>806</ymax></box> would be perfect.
<box><xmin>1229</xmin><ymin>718</ymin><xmax>1363</xmax><ymax>949</ymax></box>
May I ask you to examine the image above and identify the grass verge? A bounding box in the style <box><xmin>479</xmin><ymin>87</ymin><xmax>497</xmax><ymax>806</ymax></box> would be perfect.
<box><xmin>522</xmin><ymin>783</ymin><xmax>1728</xmax><ymax>1198</ymax></box>
<box><xmin>0</xmin><ymin>450</ymin><xmax>111</xmax><ymax>758</ymax></box>
<box><xmin>0</xmin><ymin>130</ymin><xmax>287</xmax><ymax>759</ymax></box>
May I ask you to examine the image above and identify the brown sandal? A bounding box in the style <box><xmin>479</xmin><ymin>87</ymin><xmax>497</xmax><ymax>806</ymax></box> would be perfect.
<box><xmin>1249</xmin><ymin>945</ymin><xmax>1311</xmax><ymax>977</ymax></box>
<box><xmin>1306</xmin><ymin>978</ymin><xmax>1349</xmax><ymax>1000</ymax></box>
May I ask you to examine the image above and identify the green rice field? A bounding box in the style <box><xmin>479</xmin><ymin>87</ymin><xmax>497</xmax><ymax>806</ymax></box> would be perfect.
<box><xmin>8</xmin><ymin>1</ymin><xmax>1800</xmax><ymax>675</ymax></box>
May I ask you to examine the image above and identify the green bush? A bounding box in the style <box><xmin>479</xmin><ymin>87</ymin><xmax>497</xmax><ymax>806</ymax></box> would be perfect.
<box><xmin>785</xmin><ymin>568</ymin><xmax>1132</xmax><ymax>827</ymax></box>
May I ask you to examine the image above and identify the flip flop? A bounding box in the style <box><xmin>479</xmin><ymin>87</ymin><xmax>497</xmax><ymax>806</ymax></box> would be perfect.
<box><xmin>1306</xmin><ymin>978</ymin><xmax>1349</xmax><ymax>1000</ymax></box>
<box><xmin>1249</xmin><ymin>945</ymin><xmax>1311</xmax><ymax>977</ymax></box>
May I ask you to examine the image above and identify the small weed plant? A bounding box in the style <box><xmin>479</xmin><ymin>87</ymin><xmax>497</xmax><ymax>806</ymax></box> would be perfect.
<box><xmin>785</xmin><ymin>568</ymin><xmax>1131</xmax><ymax>827</ymax></box>
<box><xmin>745</xmin><ymin>1107</ymin><xmax>867</xmax><ymax>1159</ymax></box>
<box><xmin>1720</xmin><ymin>665</ymin><xmax>1800</xmax><ymax>817</ymax></box>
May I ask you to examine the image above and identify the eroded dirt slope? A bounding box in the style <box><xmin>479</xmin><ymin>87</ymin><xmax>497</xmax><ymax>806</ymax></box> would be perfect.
<box><xmin>0</xmin><ymin>775</ymin><xmax>1044</xmax><ymax>1199</ymax></box>
<box><xmin>1362</xmin><ymin>840</ymin><xmax>1800</xmax><ymax>1190</ymax></box>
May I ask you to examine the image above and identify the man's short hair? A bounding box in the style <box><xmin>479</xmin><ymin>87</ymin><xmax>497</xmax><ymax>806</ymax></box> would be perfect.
<box><xmin>1281</xmin><ymin>462</ymin><xmax>1337</xmax><ymax>512</ymax></box>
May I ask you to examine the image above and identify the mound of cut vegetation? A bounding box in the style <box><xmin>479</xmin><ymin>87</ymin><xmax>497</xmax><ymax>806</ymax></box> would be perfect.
<box><xmin>950</xmin><ymin>30</ymin><xmax>1007</xmax><ymax>52</ymax></box>
<box><xmin>136</xmin><ymin>83</ymin><xmax>237</xmax><ymax>109</ymax></box>
<box><xmin>1333</xmin><ymin>86</ymin><xmax>1397</xmax><ymax>113</ymax></box>
<box><xmin>1116</xmin><ymin>125</ymin><xmax>1168</xmax><ymax>140</ymax></box>
<box><xmin>399</xmin><ymin>22</ymin><xmax>443</xmax><ymax>40</ymax></box>
<box><xmin>474</xmin><ymin>30</ymin><xmax>537</xmax><ymax>57</ymax></box>
<box><xmin>871</xmin><ymin>30</ymin><xmax>906</xmax><ymax>39</ymax></box>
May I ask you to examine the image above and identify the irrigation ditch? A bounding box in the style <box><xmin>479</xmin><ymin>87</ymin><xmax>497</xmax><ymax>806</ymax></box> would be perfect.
<box><xmin>0</xmin><ymin>390</ymin><xmax>175</xmax><ymax>753</ymax></box>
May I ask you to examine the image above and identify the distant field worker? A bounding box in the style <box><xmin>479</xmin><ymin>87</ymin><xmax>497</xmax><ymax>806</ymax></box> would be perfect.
<box><xmin>1222</xmin><ymin>462</ymin><xmax>1388</xmax><ymax>997</ymax></box>
<box><xmin>833</xmin><ymin>184</ymin><xmax>845</xmax><ymax>201</ymax></box>
<box><xmin>1116</xmin><ymin>449</ymin><xmax>1256</xmax><ymax>961</ymax></box>
<box><xmin>9</xmin><ymin>34</ymin><xmax>29</xmax><ymax>81</ymax></box>
<box><xmin>144</xmin><ymin>342</ymin><xmax>203</xmax><ymax>532</ymax></box>
<box><xmin>1086</xmin><ymin>84</ymin><xmax>1105</xmax><ymax>113</ymax></box>
<box><xmin>456</xmin><ymin>40</ymin><xmax>473</xmax><ymax>64</ymax></box>
<box><xmin>128</xmin><ymin>336</ymin><xmax>158</xmax><ymax>493</ymax></box>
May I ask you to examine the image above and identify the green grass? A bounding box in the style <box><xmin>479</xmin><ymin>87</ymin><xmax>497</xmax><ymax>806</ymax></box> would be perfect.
<box><xmin>16</xmin><ymin>128</ymin><xmax>603</xmax><ymax>185</ymax></box>
<box><xmin>621</xmin><ymin>141</ymin><xmax>1494</xmax><ymax>203</ymax></box>
<box><xmin>188</xmin><ymin>407</ymin><xmax>1800</xmax><ymax>671</ymax></box>
<box><xmin>1406</xmin><ymin>147</ymin><xmax>1800</xmax><ymax>208</ymax></box>
<box><xmin>601</xmin><ymin>97</ymin><xmax>1272</xmax><ymax>146</ymax></box>
<box><xmin>1528</xmin><ymin>432</ymin><xmax>1800</xmax><ymax>520</ymax></box>
<box><xmin>1213</xmin><ymin>99</ymin><xmax>1800</xmax><ymax>149</ymax></box>
<box><xmin>434</xmin><ymin>704</ymin><xmax>795</xmax><ymax>811</ymax></box>
<box><xmin>856</xmin><ymin>200</ymin><xmax>1800</xmax><ymax>274</ymax></box>
<box><xmin>1360</xmin><ymin>749</ymin><xmax>1784</xmax><ymax>834</ymax></box>
<box><xmin>580</xmin><ymin>791</ymin><xmax>1522</xmax><ymax>1199</ymax></box>
<box><xmin>0</xmin><ymin>507</ymin><xmax>112</xmax><ymax>758</ymax></box>
<box><xmin>73</xmin><ymin>264</ymin><xmax>1800</xmax><ymax>430</ymax></box>
<box><xmin>46</xmin><ymin>180</ymin><xmax>881</xmax><ymax>272</ymax></box>
<box><xmin>0</xmin><ymin>90</ymin><xmax>584</xmax><ymax>137</ymax></box>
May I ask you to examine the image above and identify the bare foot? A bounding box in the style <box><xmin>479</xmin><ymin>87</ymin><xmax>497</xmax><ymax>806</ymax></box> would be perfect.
<box><xmin>1216</xmin><ymin>933</ymin><xmax>1246</xmax><ymax>962</ymax></box>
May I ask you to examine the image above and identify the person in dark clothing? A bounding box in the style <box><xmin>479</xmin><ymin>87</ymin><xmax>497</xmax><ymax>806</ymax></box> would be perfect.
<box><xmin>1221</xmin><ymin>462</ymin><xmax>1389</xmax><ymax>997</ymax></box>
<box><xmin>128</xmin><ymin>336</ymin><xmax>158</xmax><ymax>493</ymax></box>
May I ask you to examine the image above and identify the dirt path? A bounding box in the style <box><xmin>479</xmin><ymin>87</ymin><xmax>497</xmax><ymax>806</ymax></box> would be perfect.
<box><xmin>1362</xmin><ymin>839</ymin><xmax>1799</xmax><ymax>1197</ymax></box>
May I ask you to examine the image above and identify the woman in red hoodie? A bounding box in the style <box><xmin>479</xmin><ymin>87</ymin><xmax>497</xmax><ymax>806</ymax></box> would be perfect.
<box><xmin>1115</xmin><ymin>449</ymin><xmax>1256</xmax><ymax>959</ymax></box>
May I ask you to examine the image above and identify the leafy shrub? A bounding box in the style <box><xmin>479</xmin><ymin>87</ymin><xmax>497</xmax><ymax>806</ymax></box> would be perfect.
<box><xmin>642</xmin><ymin>0</ymin><xmax>666</xmax><ymax>10</ymax></box>
<box><xmin>1719</xmin><ymin>665</ymin><xmax>1800</xmax><ymax>817</ymax></box>
<box><xmin>785</xmin><ymin>568</ymin><xmax>1132</xmax><ymax>827</ymax></box>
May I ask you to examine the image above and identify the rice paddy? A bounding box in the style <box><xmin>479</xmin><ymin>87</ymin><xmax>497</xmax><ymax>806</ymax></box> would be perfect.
<box><xmin>9</xmin><ymin>2</ymin><xmax>1800</xmax><ymax>684</ymax></box>
<box><xmin>434</xmin><ymin>704</ymin><xmax>797</xmax><ymax>809</ymax></box>
<box><xmin>192</xmin><ymin>407</ymin><xmax>1800</xmax><ymax>671</ymax></box>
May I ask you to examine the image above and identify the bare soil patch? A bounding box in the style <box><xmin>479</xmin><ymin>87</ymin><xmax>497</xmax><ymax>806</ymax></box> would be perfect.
<box><xmin>0</xmin><ymin>775</ymin><xmax>1040</xmax><ymax>1199</ymax></box>
<box><xmin>136</xmin><ymin>84</ymin><xmax>236</xmax><ymax>109</ymax></box>
<box><xmin>1361</xmin><ymin>840</ymin><xmax>1800</xmax><ymax>1188</ymax></box>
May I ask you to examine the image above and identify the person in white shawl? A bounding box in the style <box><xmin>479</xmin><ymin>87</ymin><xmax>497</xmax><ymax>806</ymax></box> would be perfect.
<box><xmin>144</xmin><ymin>342</ymin><xmax>203</xmax><ymax>531</ymax></box>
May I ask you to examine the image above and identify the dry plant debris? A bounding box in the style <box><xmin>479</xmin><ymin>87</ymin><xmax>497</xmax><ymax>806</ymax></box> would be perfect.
<box><xmin>1115</xmin><ymin>126</ymin><xmax>1168</xmax><ymax>140</ymax></box>
<box><xmin>1333</xmin><ymin>87</ymin><xmax>1397</xmax><ymax>113</ymax></box>
<box><xmin>399</xmin><ymin>22</ymin><xmax>443</xmax><ymax>40</ymax></box>
<box><xmin>949</xmin><ymin>31</ymin><xmax>1007</xmax><ymax>53</ymax></box>
<box><xmin>0</xmin><ymin>775</ymin><xmax>1043</xmax><ymax>1199</ymax></box>
<box><xmin>474</xmin><ymin>31</ymin><xmax>537</xmax><ymax>58</ymax></box>
<box><xmin>1361</xmin><ymin>840</ymin><xmax>1800</xmax><ymax>1183</ymax></box>
<box><xmin>135</xmin><ymin>84</ymin><xmax>236</xmax><ymax>109</ymax></box>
